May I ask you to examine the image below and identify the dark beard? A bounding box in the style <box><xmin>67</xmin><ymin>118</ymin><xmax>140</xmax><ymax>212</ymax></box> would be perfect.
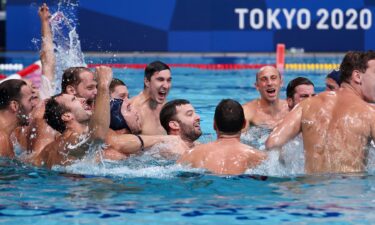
<box><xmin>17</xmin><ymin>109</ymin><xmax>30</xmax><ymax>126</ymax></box>
<box><xmin>179</xmin><ymin>121</ymin><xmax>202</xmax><ymax>143</ymax></box>
<box><xmin>17</xmin><ymin>112</ymin><xmax>29</xmax><ymax>126</ymax></box>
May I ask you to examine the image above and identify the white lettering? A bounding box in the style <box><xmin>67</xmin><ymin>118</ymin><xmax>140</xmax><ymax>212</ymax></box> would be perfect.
<box><xmin>316</xmin><ymin>8</ymin><xmax>329</xmax><ymax>29</ymax></box>
<box><xmin>331</xmin><ymin>9</ymin><xmax>344</xmax><ymax>29</ymax></box>
<box><xmin>345</xmin><ymin>9</ymin><xmax>358</xmax><ymax>30</ymax></box>
<box><xmin>297</xmin><ymin>8</ymin><xmax>311</xmax><ymax>29</ymax></box>
<box><xmin>234</xmin><ymin>8</ymin><xmax>372</xmax><ymax>31</ymax></box>
<box><xmin>250</xmin><ymin>8</ymin><xmax>264</xmax><ymax>30</ymax></box>
<box><xmin>283</xmin><ymin>8</ymin><xmax>296</xmax><ymax>29</ymax></box>
<box><xmin>267</xmin><ymin>8</ymin><xmax>281</xmax><ymax>29</ymax></box>
<box><xmin>360</xmin><ymin>8</ymin><xmax>372</xmax><ymax>30</ymax></box>
<box><xmin>234</xmin><ymin>8</ymin><xmax>249</xmax><ymax>30</ymax></box>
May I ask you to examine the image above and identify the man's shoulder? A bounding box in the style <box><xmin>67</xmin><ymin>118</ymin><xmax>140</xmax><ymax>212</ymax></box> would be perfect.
<box><xmin>130</xmin><ymin>92</ymin><xmax>145</xmax><ymax>105</ymax></box>
<box><xmin>242</xmin><ymin>99</ymin><xmax>258</xmax><ymax>108</ymax></box>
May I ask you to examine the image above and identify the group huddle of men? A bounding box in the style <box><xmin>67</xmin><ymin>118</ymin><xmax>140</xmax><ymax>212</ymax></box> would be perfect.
<box><xmin>0</xmin><ymin>4</ymin><xmax>375</xmax><ymax>175</ymax></box>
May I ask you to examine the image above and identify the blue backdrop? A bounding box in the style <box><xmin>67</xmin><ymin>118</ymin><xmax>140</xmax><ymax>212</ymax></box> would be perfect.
<box><xmin>6</xmin><ymin>0</ymin><xmax>375</xmax><ymax>52</ymax></box>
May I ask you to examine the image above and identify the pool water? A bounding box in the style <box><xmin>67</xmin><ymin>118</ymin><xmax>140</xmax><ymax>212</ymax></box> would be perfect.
<box><xmin>1</xmin><ymin>53</ymin><xmax>375</xmax><ymax>224</ymax></box>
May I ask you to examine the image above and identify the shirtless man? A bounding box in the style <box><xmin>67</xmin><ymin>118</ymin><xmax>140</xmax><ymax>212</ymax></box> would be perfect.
<box><xmin>13</xmin><ymin>3</ymin><xmax>57</xmax><ymax>153</ymax></box>
<box><xmin>178</xmin><ymin>99</ymin><xmax>266</xmax><ymax>175</ymax></box>
<box><xmin>32</xmin><ymin>66</ymin><xmax>111</xmax><ymax>168</ymax></box>
<box><xmin>266</xmin><ymin>51</ymin><xmax>375</xmax><ymax>174</ymax></box>
<box><xmin>242</xmin><ymin>66</ymin><xmax>288</xmax><ymax>130</ymax></box>
<box><xmin>286</xmin><ymin>77</ymin><xmax>315</xmax><ymax>110</ymax></box>
<box><xmin>159</xmin><ymin>99</ymin><xmax>202</xmax><ymax>156</ymax></box>
<box><xmin>0</xmin><ymin>80</ymin><xmax>36</xmax><ymax>157</ymax></box>
<box><xmin>28</xmin><ymin>4</ymin><xmax>97</xmax><ymax>155</ymax></box>
<box><xmin>131</xmin><ymin>61</ymin><xmax>171</xmax><ymax>135</ymax></box>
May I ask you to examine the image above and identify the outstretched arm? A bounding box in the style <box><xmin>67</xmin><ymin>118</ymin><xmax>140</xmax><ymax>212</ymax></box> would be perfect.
<box><xmin>106</xmin><ymin>131</ymin><xmax>177</xmax><ymax>154</ymax></box>
<box><xmin>265</xmin><ymin>105</ymin><xmax>302</xmax><ymax>149</ymax></box>
<box><xmin>39</xmin><ymin>3</ymin><xmax>55</xmax><ymax>83</ymax></box>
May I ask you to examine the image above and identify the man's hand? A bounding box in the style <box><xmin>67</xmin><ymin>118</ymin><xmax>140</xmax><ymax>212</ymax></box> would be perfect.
<box><xmin>38</xmin><ymin>3</ymin><xmax>51</xmax><ymax>22</ymax></box>
<box><xmin>95</xmin><ymin>66</ymin><xmax>113</xmax><ymax>89</ymax></box>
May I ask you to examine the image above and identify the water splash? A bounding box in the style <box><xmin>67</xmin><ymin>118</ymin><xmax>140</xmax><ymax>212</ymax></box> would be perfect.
<box><xmin>50</xmin><ymin>4</ymin><xmax>86</xmax><ymax>93</ymax></box>
<box><xmin>242</xmin><ymin>127</ymin><xmax>305</xmax><ymax>177</ymax></box>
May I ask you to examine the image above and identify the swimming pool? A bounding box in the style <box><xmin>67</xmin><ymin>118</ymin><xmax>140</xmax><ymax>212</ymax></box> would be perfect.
<box><xmin>2</xmin><ymin>53</ymin><xmax>375</xmax><ymax>224</ymax></box>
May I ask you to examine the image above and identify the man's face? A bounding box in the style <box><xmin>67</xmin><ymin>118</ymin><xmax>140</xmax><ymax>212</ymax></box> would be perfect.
<box><xmin>288</xmin><ymin>84</ymin><xmax>315</xmax><ymax>110</ymax></box>
<box><xmin>255</xmin><ymin>66</ymin><xmax>282</xmax><ymax>103</ymax></box>
<box><xmin>361</xmin><ymin>59</ymin><xmax>375</xmax><ymax>103</ymax></box>
<box><xmin>145</xmin><ymin>70</ymin><xmax>172</xmax><ymax>104</ymax></box>
<box><xmin>24</xmin><ymin>79</ymin><xmax>40</xmax><ymax>106</ymax></box>
<box><xmin>57</xmin><ymin>94</ymin><xmax>92</xmax><ymax>123</ymax></box>
<box><xmin>76</xmin><ymin>71</ymin><xmax>97</xmax><ymax>107</ymax></box>
<box><xmin>121</xmin><ymin>99</ymin><xmax>141</xmax><ymax>134</ymax></box>
<box><xmin>111</xmin><ymin>85</ymin><xmax>129</xmax><ymax>100</ymax></box>
<box><xmin>174</xmin><ymin>104</ymin><xmax>202</xmax><ymax>142</ymax></box>
<box><xmin>325</xmin><ymin>77</ymin><xmax>340</xmax><ymax>91</ymax></box>
<box><xmin>17</xmin><ymin>85</ymin><xmax>36</xmax><ymax>126</ymax></box>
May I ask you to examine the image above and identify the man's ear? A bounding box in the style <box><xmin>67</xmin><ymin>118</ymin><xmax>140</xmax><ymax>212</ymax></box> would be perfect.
<box><xmin>61</xmin><ymin>112</ymin><xmax>73</xmax><ymax>122</ymax></box>
<box><xmin>66</xmin><ymin>85</ymin><xmax>77</xmax><ymax>95</ymax></box>
<box><xmin>287</xmin><ymin>97</ymin><xmax>294</xmax><ymax>110</ymax></box>
<box><xmin>352</xmin><ymin>69</ymin><xmax>362</xmax><ymax>85</ymax></box>
<box><xmin>144</xmin><ymin>77</ymin><xmax>150</xmax><ymax>89</ymax></box>
<box><xmin>254</xmin><ymin>81</ymin><xmax>259</xmax><ymax>91</ymax></box>
<box><xmin>169</xmin><ymin>120</ymin><xmax>179</xmax><ymax>130</ymax></box>
<box><xmin>9</xmin><ymin>100</ymin><xmax>19</xmax><ymax>113</ymax></box>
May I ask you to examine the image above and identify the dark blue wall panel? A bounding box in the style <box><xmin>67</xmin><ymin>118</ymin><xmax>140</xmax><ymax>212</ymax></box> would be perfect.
<box><xmin>6</xmin><ymin>0</ymin><xmax>375</xmax><ymax>52</ymax></box>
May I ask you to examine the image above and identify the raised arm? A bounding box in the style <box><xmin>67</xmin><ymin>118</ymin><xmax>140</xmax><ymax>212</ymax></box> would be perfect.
<box><xmin>265</xmin><ymin>104</ymin><xmax>302</xmax><ymax>149</ymax></box>
<box><xmin>89</xmin><ymin>66</ymin><xmax>112</xmax><ymax>141</ymax></box>
<box><xmin>39</xmin><ymin>4</ymin><xmax>55</xmax><ymax>83</ymax></box>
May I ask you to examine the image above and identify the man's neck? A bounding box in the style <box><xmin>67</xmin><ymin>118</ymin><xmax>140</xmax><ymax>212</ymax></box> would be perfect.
<box><xmin>0</xmin><ymin>111</ymin><xmax>18</xmax><ymax>136</ymax></box>
<box><xmin>67</xmin><ymin>121</ymin><xmax>89</xmax><ymax>136</ymax></box>
<box><xmin>170</xmin><ymin>131</ymin><xmax>195</xmax><ymax>148</ymax></box>
<box><xmin>258</xmin><ymin>98</ymin><xmax>282</xmax><ymax>114</ymax></box>
<box><xmin>341</xmin><ymin>82</ymin><xmax>363</xmax><ymax>99</ymax></box>
<box><xmin>217</xmin><ymin>132</ymin><xmax>241</xmax><ymax>140</ymax></box>
<box><xmin>141</xmin><ymin>90</ymin><xmax>160</xmax><ymax>110</ymax></box>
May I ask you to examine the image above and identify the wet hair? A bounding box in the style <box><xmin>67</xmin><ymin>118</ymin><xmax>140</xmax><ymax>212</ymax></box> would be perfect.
<box><xmin>144</xmin><ymin>61</ymin><xmax>170</xmax><ymax>82</ymax></box>
<box><xmin>338</xmin><ymin>51</ymin><xmax>375</xmax><ymax>84</ymax></box>
<box><xmin>0</xmin><ymin>79</ymin><xmax>27</xmax><ymax>110</ymax></box>
<box><xmin>214</xmin><ymin>99</ymin><xmax>244</xmax><ymax>134</ymax></box>
<box><xmin>286</xmin><ymin>77</ymin><xmax>314</xmax><ymax>98</ymax></box>
<box><xmin>109</xmin><ymin>78</ymin><xmax>127</xmax><ymax>93</ymax></box>
<box><xmin>160</xmin><ymin>99</ymin><xmax>190</xmax><ymax>134</ymax></box>
<box><xmin>44</xmin><ymin>93</ymin><xmax>69</xmax><ymax>133</ymax></box>
<box><xmin>61</xmin><ymin>67</ymin><xmax>92</xmax><ymax>93</ymax></box>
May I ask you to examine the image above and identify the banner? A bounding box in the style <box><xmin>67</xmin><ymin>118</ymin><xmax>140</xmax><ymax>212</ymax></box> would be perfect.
<box><xmin>6</xmin><ymin>0</ymin><xmax>375</xmax><ymax>52</ymax></box>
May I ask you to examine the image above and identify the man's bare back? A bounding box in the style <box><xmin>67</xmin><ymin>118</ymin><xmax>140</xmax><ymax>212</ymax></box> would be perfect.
<box><xmin>267</xmin><ymin>52</ymin><xmax>375</xmax><ymax>174</ymax></box>
<box><xmin>179</xmin><ymin>137</ymin><xmax>266</xmax><ymax>175</ymax></box>
<box><xmin>267</xmin><ymin>86</ymin><xmax>375</xmax><ymax>174</ymax></box>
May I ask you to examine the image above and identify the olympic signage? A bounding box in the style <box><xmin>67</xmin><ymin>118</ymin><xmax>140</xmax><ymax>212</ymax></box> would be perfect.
<box><xmin>6</xmin><ymin>0</ymin><xmax>375</xmax><ymax>52</ymax></box>
<box><xmin>235</xmin><ymin>8</ymin><xmax>372</xmax><ymax>30</ymax></box>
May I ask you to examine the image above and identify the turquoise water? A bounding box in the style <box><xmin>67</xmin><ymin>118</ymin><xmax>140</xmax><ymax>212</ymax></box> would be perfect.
<box><xmin>2</xmin><ymin>54</ymin><xmax>375</xmax><ymax>224</ymax></box>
